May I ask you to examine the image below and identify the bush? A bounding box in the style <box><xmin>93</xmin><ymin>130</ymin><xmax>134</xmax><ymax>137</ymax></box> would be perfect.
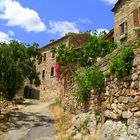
<box><xmin>109</xmin><ymin>46</ymin><xmax>134</xmax><ymax>79</ymax></box>
<box><xmin>74</xmin><ymin>67</ymin><xmax>104</xmax><ymax>103</ymax></box>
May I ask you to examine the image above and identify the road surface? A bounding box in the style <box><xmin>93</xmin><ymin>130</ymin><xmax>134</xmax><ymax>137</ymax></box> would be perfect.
<box><xmin>0</xmin><ymin>101</ymin><xmax>55</xmax><ymax>140</ymax></box>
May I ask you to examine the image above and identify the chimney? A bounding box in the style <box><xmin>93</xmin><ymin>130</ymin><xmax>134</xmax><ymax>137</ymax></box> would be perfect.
<box><xmin>50</xmin><ymin>39</ymin><xmax>55</xmax><ymax>43</ymax></box>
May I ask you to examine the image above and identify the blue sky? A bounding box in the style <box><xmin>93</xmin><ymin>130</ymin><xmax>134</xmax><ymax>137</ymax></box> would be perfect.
<box><xmin>0</xmin><ymin>0</ymin><xmax>117</xmax><ymax>47</ymax></box>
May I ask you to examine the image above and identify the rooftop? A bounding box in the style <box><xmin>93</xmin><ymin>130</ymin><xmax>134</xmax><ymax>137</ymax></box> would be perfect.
<box><xmin>112</xmin><ymin>0</ymin><xmax>121</xmax><ymax>12</ymax></box>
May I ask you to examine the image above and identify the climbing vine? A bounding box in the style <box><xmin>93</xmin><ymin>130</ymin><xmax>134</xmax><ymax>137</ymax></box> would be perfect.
<box><xmin>109</xmin><ymin>45</ymin><xmax>134</xmax><ymax>79</ymax></box>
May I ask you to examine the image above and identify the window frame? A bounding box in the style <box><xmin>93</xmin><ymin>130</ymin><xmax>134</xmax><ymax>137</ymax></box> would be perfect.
<box><xmin>42</xmin><ymin>70</ymin><xmax>45</xmax><ymax>79</ymax></box>
<box><xmin>50</xmin><ymin>67</ymin><xmax>54</xmax><ymax>77</ymax></box>
<box><xmin>120</xmin><ymin>22</ymin><xmax>125</xmax><ymax>35</ymax></box>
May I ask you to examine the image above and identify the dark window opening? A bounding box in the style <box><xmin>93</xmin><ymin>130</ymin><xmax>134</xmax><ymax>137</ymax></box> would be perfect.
<box><xmin>44</xmin><ymin>53</ymin><xmax>46</xmax><ymax>61</ymax></box>
<box><xmin>42</xmin><ymin>70</ymin><xmax>45</xmax><ymax>78</ymax></box>
<box><xmin>120</xmin><ymin>23</ymin><xmax>125</xmax><ymax>34</ymax></box>
<box><xmin>51</xmin><ymin>67</ymin><xmax>54</xmax><ymax>77</ymax></box>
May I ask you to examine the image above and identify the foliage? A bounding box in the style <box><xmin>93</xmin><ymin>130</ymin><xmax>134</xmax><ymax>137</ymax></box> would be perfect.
<box><xmin>109</xmin><ymin>46</ymin><xmax>134</xmax><ymax>79</ymax></box>
<box><xmin>137</xmin><ymin>38</ymin><xmax>140</xmax><ymax>47</ymax></box>
<box><xmin>74</xmin><ymin>67</ymin><xmax>104</xmax><ymax>103</ymax></box>
<box><xmin>55</xmin><ymin>97</ymin><xmax>62</xmax><ymax>107</ymax></box>
<box><xmin>0</xmin><ymin>41</ymin><xmax>41</xmax><ymax>100</ymax></box>
<box><xmin>133</xmin><ymin>26</ymin><xmax>140</xmax><ymax>31</ymax></box>
<box><xmin>51</xmin><ymin>44</ymin><xmax>78</xmax><ymax>64</ymax></box>
<box><xmin>79</xmin><ymin>33</ymin><xmax>117</xmax><ymax>66</ymax></box>
<box><xmin>52</xmin><ymin>32</ymin><xmax>117</xmax><ymax>66</ymax></box>
<box><xmin>103</xmin><ymin>70</ymin><xmax>110</xmax><ymax>78</ymax></box>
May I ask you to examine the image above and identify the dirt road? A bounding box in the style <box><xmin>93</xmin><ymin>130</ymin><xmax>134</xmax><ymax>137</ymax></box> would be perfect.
<box><xmin>0</xmin><ymin>101</ymin><xmax>55</xmax><ymax>140</ymax></box>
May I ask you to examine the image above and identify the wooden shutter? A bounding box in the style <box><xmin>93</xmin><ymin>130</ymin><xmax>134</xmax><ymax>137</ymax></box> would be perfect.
<box><xmin>139</xmin><ymin>7</ymin><xmax>140</xmax><ymax>24</ymax></box>
<box><xmin>133</xmin><ymin>9</ymin><xmax>139</xmax><ymax>26</ymax></box>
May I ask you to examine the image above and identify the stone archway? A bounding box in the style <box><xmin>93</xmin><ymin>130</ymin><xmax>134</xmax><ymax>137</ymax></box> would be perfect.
<box><xmin>24</xmin><ymin>86</ymin><xmax>40</xmax><ymax>99</ymax></box>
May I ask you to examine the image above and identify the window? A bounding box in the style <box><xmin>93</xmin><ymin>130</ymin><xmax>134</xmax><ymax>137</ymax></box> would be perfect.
<box><xmin>44</xmin><ymin>53</ymin><xmax>46</xmax><ymax>61</ymax></box>
<box><xmin>120</xmin><ymin>23</ymin><xmax>125</xmax><ymax>34</ymax></box>
<box><xmin>42</xmin><ymin>70</ymin><xmax>45</xmax><ymax>79</ymax></box>
<box><xmin>119</xmin><ymin>22</ymin><xmax>127</xmax><ymax>41</ymax></box>
<box><xmin>51</xmin><ymin>67</ymin><xmax>54</xmax><ymax>77</ymax></box>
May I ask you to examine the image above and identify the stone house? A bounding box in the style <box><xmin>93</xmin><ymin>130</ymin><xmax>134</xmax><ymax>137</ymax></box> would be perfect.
<box><xmin>112</xmin><ymin>0</ymin><xmax>140</xmax><ymax>44</ymax></box>
<box><xmin>24</xmin><ymin>33</ymin><xmax>88</xmax><ymax>100</ymax></box>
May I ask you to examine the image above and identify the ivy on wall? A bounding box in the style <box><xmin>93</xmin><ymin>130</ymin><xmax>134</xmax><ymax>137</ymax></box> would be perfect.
<box><xmin>109</xmin><ymin>45</ymin><xmax>134</xmax><ymax>79</ymax></box>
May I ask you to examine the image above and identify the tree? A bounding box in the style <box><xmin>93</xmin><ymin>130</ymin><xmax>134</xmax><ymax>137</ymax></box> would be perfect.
<box><xmin>0</xmin><ymin>41</ymin><xmax>41</xmax><ymax>101</ymax></box>
<box><xmin>53</xmin><ymin>32</ymin><xmax>117</xmax><ymax>67</ymax></box>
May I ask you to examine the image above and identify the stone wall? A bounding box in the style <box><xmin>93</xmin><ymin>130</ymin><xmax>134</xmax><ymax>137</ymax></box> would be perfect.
<box><xmin>67</xmin><ymin>112</ymin><xmax>140</xmax><ymax>140</ymax></box>
<box><xmin>61</xmin><ymin>46</ymin><xmax>140</xmax><ymax>120</ymax></box>
<box><xmin>113</xmin><ymin>0</ymin><xmax>140</xmax><ymax>44</ymax></box>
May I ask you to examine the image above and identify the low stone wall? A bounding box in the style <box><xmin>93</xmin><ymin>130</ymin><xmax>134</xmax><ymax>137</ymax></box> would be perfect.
<box><xmin>67</xmin><ymin>112</ymin><xmax>140</xmax><ymax>140</ymax></box>
<box><xmin>61</xmin><ymin>46</ymin><xmax>140</xmax><ymax>121</ymax></box>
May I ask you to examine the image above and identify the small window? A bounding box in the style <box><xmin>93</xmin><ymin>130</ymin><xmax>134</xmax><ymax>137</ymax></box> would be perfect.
<box><xmin>52</xmin><ymin>52</ymin><xmax>55</xmax><ymax>58</ymax></box>
<box><xmin>120</xmin><ymin>23</ymin><xmax>125</xmax><ymax>34</ymax></box>
<box><xmin>42</xmin><ymin>70</ymin><xmax>45</xmax><ymax>79</ymax></box>
<box><xmin>51</xmin><ymin>67</ymin><xmax>54</xmax><ymax>77</ymax></box>
<box><xmin>44</xmin><ymin>53</ymin><xmax>46</xmax><ymax>61</ymax></box>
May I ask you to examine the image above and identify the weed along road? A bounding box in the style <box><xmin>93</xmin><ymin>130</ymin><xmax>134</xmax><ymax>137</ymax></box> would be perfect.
<box><xmin>0</xmin><ymin>101</ymin><xmax>55</xmax><ymax>140</ymax></box>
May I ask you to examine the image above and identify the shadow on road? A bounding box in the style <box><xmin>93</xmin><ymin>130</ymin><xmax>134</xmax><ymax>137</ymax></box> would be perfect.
<box><xmin>10</xmin><ymin>111</ymin><xmax>55</xmax><ymax>130</ymax></box>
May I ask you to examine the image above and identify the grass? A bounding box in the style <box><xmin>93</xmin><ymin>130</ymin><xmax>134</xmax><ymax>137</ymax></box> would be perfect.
<box><xmin>50</xmin><ymin>103</ymin><xmax>73</xmax><ymax>140</ymax></box>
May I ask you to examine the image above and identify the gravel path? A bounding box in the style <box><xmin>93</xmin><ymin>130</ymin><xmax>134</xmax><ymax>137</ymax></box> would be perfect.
<box><xmin>0</xmin><ymin>101</ymin><xmax>55</xmax><ymax>140</ymax></box>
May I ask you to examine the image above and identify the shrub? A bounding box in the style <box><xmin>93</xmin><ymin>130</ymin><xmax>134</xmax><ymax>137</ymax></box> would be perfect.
<box><xmin>74</xmin><ymin>67</ymin><xmax>104</xmax><ymax>103</ymax></box>
<box><xmin>109</xmin><ymin>46</ymin><xmax>134</xmax><ymax>79</ymax></box>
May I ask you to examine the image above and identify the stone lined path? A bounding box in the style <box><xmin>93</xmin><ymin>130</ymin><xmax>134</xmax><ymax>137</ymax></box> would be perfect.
<box><xmin>0</xmin><ymin>101</ymin><xmax>55</xmax><ymax>140</ymax></box>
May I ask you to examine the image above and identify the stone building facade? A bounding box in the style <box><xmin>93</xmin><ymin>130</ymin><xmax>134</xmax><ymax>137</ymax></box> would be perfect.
<box><xmin>112</xmin><ymin>0</ymin><xmax>140</xmax><ymax>44</ymax></box>
<box><xmin>32</xmin><ymin>33</ymin><xmax>88</xmax><ymax>100</ymax></box>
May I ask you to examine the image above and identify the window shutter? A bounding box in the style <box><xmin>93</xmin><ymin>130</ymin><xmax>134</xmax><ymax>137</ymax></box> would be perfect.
<box><xmin>133</xmin><ymin>9</ymin><xmax>139</xmax><ymax>26</ymax></box>
<box><xmin>139</xmin><ymin>7</ymin><xmax>140</xmax><ymax>24</ymax></box>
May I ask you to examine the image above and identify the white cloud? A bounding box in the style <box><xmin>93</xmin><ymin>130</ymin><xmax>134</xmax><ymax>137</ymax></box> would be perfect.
<box><xmin>48</xmin><ymin>20</ymin><xmax>79</xmax><ymax>36</ymax></box>
<box><xmin>78</xmin><ymin>18</ymin><xmax>92</xmax><ymax>24</ymax></box>
<box><xmin>8</xmin><ymin>30</ymin><xmax>14</xmax><ymax>36</ymax></box>
<box><xmin>101</xmin><ymin>0</ymin><xmax>117</xmax><ymax>4</ymax></box>
<box><xmin>96</xmin><ymin>28</ymin><xmax>109</xmax><ymax>34</ymax></box>
<box><xmin>90</xmin><ymin>28</ymin><xmax>109</xmax><ymax>36</ymax></box>
<box><xmin>0</xmin><ymin>0</ymin><xmax>46</xmax><ymax>32</ymax></box>
<box><xmin>0</xmin><ymin>31</ymin><xmax>14</xmax><ymax>42</ymax></box>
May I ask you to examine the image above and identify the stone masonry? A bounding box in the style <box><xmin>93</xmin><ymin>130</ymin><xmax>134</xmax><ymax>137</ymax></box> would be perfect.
<box><xmin>34</xmin><ymin>33</ymin><xmax>88</xmax><ymax>100</ymax></box>
<box><xmin>113</xmin><ymin>0</ymin><xmax>140</xmax><ymax>44</ymax></box>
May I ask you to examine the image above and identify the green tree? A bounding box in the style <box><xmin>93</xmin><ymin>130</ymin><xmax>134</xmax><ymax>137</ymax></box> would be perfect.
<box><xmin>0</xmin><ymin>41</ymin><xmax>41</xmax><ymax>101</ymax></box>
<box><xmin>53</xmin><ymin>32</ymin><xmax>117</xmax><ymax>66</ymax></box>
